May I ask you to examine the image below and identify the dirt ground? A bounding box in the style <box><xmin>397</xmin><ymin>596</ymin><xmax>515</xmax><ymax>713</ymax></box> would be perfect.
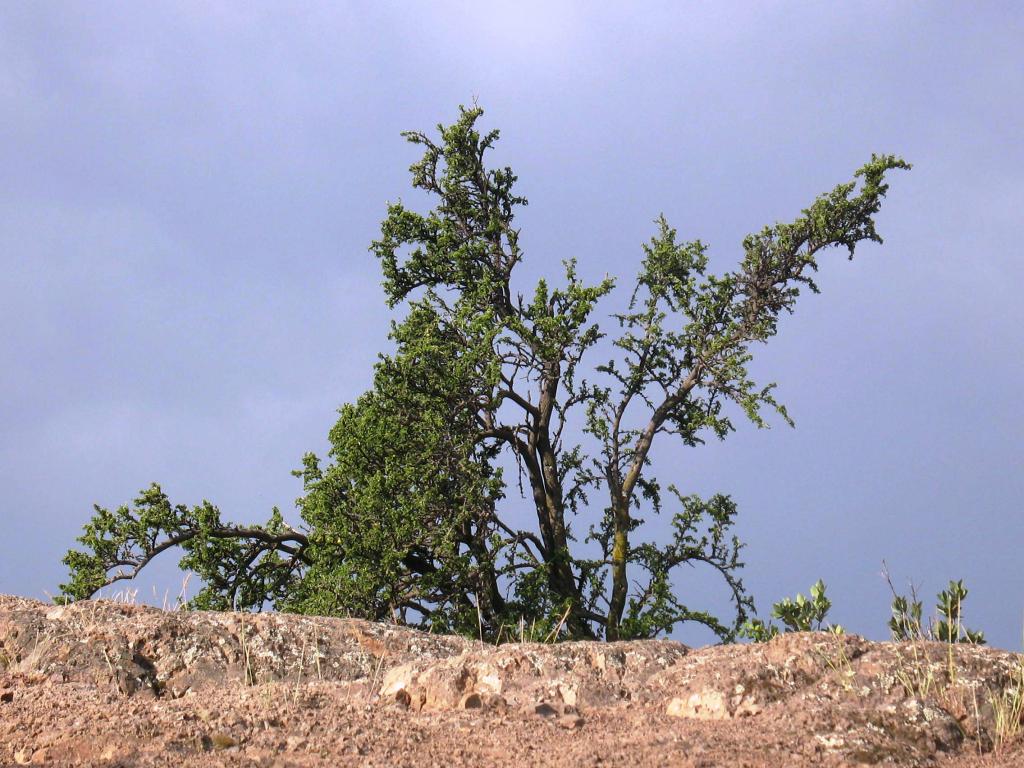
<box><xmin>1</xmin><ymin>596</ymin><xmax>1022</xmax><ymax>767</ymax></box>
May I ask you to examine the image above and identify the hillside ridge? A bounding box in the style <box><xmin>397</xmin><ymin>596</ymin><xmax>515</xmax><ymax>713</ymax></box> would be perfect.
<box><xmin>1</xmin><ymin>595</ymin><xmax>1021</xmax><ymax>766</ymax></box>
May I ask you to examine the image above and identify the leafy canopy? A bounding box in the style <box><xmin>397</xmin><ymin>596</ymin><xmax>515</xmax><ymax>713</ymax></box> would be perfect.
<box><xmin>61</xmin><ymin>106</ymin><xmax>909</xmax><ymax>642</ymax></box>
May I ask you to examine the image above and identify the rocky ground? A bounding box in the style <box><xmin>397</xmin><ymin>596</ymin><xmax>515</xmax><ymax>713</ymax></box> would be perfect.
<box><xmin>1</xmin><ymin>595</ymin><xmax>1022</xmax><ymax>767</ymax></box>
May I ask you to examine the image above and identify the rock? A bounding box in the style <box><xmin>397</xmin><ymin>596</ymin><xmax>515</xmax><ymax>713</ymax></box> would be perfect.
<box><xmin>45</xmin><ymin>606</ymin><xmax>66</xmax><ymax>621</ymax></box>
<box><xmin>380</xmin><ymin>664</ymin><xmax>415</xmax><ymax>698</ymax></box>
<box><xmin>531</xmin><ymin>702</ymin><xmax>560</xmax><ymax>718</ymax></box>
<box><xmin>557</xmin><ymin>714</ymin><xmax>584</xmax><ymax>730</ymax></box>
<box><xmin>209</xmin><ymin>731</ymin><xmax>237</xmax><ymax>750</ymax></box>
<box><xmin>2</xmin><ymin>595</ymin><xmax>1024</xmax><ymax>767</ymax></box>
<box><xmin>557</xmin><ymin>683</ymin><xmax>578</xmax><ymax>707</ymax></box>
<box><xmin>483</xmin><ymin>693</ymin><xmax>508</xmax><ymax>712</ymax></box>
<box><xmin>666</xmin><ymin>690</ymin><xmax>728</xmax><ymax>720</ymax></box>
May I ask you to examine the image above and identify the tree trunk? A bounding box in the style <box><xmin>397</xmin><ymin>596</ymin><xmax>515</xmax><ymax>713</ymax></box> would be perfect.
<box><xmin>605</xmin><ymin>494</ymin><xmax>630</xmax><ymax>640</ymax></box>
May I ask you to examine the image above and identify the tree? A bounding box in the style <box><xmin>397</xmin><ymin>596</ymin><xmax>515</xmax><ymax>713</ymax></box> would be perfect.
<box><xmin>61</xmin><ymin>106</ymin><xmax>908</xmax><ymax>642</ymax></box>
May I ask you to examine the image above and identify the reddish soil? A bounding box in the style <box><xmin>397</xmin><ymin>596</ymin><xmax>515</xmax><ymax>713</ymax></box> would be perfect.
<box><xmin>1</xmin><ymin>595</ymin><xmax>1021</xmax><ymax>767</ymax></box>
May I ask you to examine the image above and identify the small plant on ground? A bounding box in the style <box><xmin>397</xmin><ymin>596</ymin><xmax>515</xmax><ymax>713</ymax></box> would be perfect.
<box><xmin>935</xmin><ymin>580</ymin><xmax>986</xmax><ymax>645</ymax></box>
<box><xmin>882</xmin><ymin>568</ymin><xmax>996</xmax><ymax>752</ymax></box>
<box><xmin>239</xmin><ymin>619</ymin><xmax>256</xmax><ymax>686</ymax></box>
<box><xmin>740</xmin><ymin>580</ymin><xmax>843</xmax><ymax>641</ymax></box>
<box><xmin>889</xmin><ymin>591</ymin><xmax>924</xmax><ymax>642</ymax></box>
<box><xmin>888</xmin><ymin>576</ymin><xmax>985</xmax><ymax>645</ymax></box>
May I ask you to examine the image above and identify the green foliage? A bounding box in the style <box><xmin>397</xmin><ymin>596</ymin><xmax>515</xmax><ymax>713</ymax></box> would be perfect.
<box><xmin>61</xmin><ymin>484</ymin><xmax>304</xmax><ymax>611</ymax></box>
<box><xmin>935</xmin><ymin>580</ymin><xmax>986</xmax><ymax>644</ymax></box>
<box><xmin>889</xmin><ymin>579</ymin><xmax>986</xmax><ymax>645</ymax></box>
<box><xmin>739</xmin><ymin>618</ymin><xmax>780</xmax><ymax>643</ymax></box>
<box><xmin>741</xmin><ymin>580</ymin><xmax>844</xmax><ymax>641</ymax></box>
<box><xmin>279</xmin><ymin>311</ymin><xmax>514</xmax><ymax>636</ymax></box>
<box><xmin>61</xmin><ymin>106</ymin><xmax>908</xmax><ymax>643</ymax></box>
<box><xmin>889</xmin><ymin>593</ymin><xmax>924</xmax><ymax>641</ymax></box>
<box><xmin>773</xmin><ymin>580</ymin><xmax>839</xmax><ymax>633</ymax></box>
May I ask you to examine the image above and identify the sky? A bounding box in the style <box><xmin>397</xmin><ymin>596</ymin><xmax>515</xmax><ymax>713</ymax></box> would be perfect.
<box><xmin>1</xmin><ymin>2</ymin><xmax>1022</xmax><ymax>648</ymax></box>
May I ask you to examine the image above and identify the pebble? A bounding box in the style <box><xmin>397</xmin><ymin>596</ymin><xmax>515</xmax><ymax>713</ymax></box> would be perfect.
<box><xmin>558</xmin><ymin>714</ymin><xmax>585</xmax><ymax>730</ymax></box>
<box><xmin>209</xmin><ymin>731</ymin><xmax>237</xmax><ymax>750</ymax></box>
<box><xmin>483</xmin><ymin>693</ymin><xmax>507</xmax><ymax>713</ymax></box>
<box><xmin>286</xmin><ymin>736</ymin><xmax>308</xmax><ymax>751</ymax></box>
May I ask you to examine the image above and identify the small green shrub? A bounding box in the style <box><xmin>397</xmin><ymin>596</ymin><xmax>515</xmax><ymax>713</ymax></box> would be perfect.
<box><xmin>739</xmin><ymin>617</ymin><xmax>779</xmax><ymax>643</ymax></box>
<box><xmin>741</xmin><ymin>579</ymin><xmax>843</xmax><ymax>641</ymax></box>
<box><xmin>889</xmin><ymin>578</ymin><xmax>985</xmax><ymax>645</ymax></box>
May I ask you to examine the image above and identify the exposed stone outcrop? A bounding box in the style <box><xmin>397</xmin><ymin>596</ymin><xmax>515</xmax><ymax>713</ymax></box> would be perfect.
<box><xmin>1</xmin><ymin>595</ymin><xmax>1021</xmax><ymax>766</ymax></box>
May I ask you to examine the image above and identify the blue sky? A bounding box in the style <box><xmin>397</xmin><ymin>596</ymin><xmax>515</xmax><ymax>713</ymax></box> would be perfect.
<box><xmin>2</xmin><ymin>2</ymin><xmax>1021</xmax><ymax>647</ymax></box>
